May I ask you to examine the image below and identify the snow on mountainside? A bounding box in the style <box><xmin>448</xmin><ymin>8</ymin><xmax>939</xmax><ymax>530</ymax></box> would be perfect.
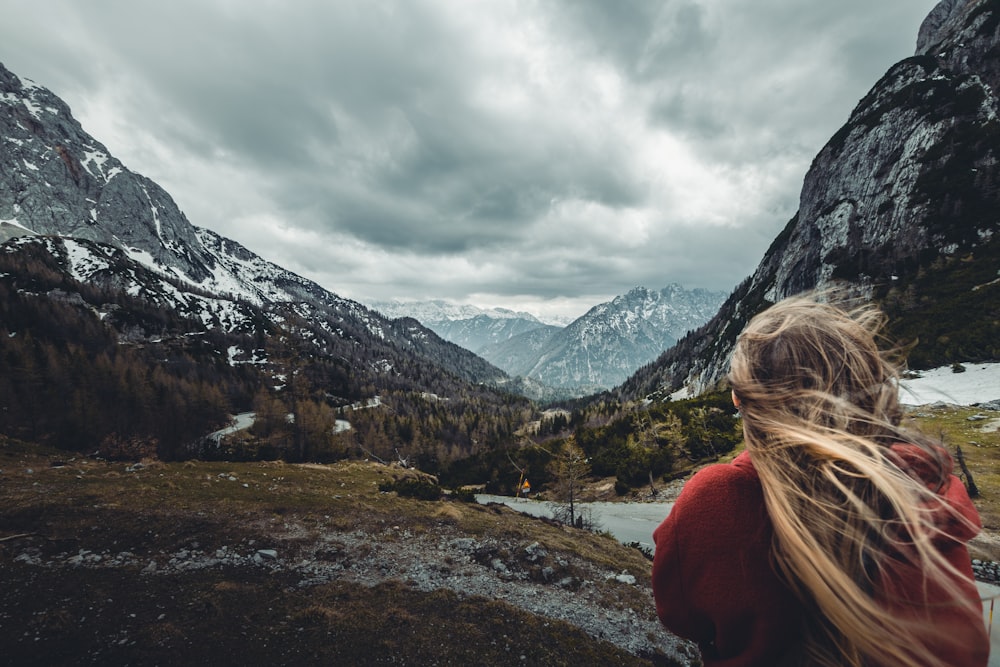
<box><xmin>371</xmin><ymin>299</ymin><xmax>550</xmax><ymax>355</ymax></box>
<box><xmin>0</xmin><ymin>64</ymin><xmax>216</xmax><ymax>284</ymax></box>
<box><xmin>480</xmin><ymin>285</ymin><xmax>726</xmax><ymax>393</ymax></box>
<box><xmin>372</xmin><ymin>299</ymin><xmax>542</xmax><ymax>324</ymax></box>
<box><xmin>375</xmin><ymin>286</ymin><xmax>725</xmax><ymax>396</ymax></box>
<box><xmin>0</xmin><ymin>60</ymin><xmax>509</xmax><ymax>392</ymax></box>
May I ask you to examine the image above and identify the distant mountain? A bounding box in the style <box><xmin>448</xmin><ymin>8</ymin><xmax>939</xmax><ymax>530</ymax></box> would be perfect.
<box><xmin>481</xmin><ymin>285</ymin><xmax>726</xmax><ymax>393</ymax></box>
<box><xmin>0</xmin><ymin>61</ymin><xmax>529</xmax><ymax>464</ymax></box>
<box><xmin>372</xmin><ymin>299</ymin><xmax>542</xmax><ymax>324</ymax></box>
<box><xmin>371</xmin><ymin>300</ymin><xmax>550</xmax><ymax>353</ymax></box>
<box><xmin>617</xmin><ymin>0</ymin><xmax>1000</xmax><ymax>402</ymax></box>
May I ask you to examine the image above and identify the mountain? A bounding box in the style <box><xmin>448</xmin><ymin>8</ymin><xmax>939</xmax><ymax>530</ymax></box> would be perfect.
<box><xmin>371</xmin><ymin>300</ymin><xmax>551</xmax><ymax>354</ymax></box>
<box><xmin>618</xmin><ymin>0</ymin><xmax>1000</xmax><ymax>402</ymax></box>
<box><xmin>480</xmin><ymin>285</ymin><xmax>726</xmax><ymax>393</ymax></box>
<box><xmin>0</xmin><ymin>61</ymin><xmax>529</xmax><ymax>466</ymax></box>
<box><xmin>372</xmin><ymin>299</ymin><xmax>543</xmax><ymax>325</ymax></box>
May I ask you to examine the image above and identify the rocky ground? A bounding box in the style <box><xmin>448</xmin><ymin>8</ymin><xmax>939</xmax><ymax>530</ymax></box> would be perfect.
<box><xmin>0</xmin><ymin>449</ymin><xmax>697</xmax><ymax>666</ymax></box>
<box><xmin>4</xmin><ymin>516</ymin><xmax>693</xmax><ymax>663</ymax></box>
<box><xmin>3</xmin><ymin>399</ymin><xmax>998</xmax><ymax>665</ymax></box>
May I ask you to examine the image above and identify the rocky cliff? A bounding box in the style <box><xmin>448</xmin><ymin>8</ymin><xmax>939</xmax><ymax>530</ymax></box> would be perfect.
<box><xmin>0</xmin><ymin>63</ymin><xmax>217</xmax><ymax>283</ymax></box>
<box><xmin>619</xmin><ymin>0</ymin><xmax>1000</xmax><ymax>401</ymax></box>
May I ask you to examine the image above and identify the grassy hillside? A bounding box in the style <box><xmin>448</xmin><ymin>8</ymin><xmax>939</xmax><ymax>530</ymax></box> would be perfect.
<box><xmin>2</xmin><ymin>400</ymin><xmax>996</xmax><ymax>666</ymax></box>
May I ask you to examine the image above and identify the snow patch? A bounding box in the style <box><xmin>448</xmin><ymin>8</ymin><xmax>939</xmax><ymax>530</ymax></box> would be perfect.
<box><xmin>123</xmin><ymin>246</ymin><xmax>158</xmax><ymax>271</ymax></box>
<box><xmin>899</xmin><ymin>363</ymin><xmax>1000</xmax><ymax>406</ymax></box>
<box><xmin>62</xmin><ymin>239</ymin><xmax>111</xmax><ymax>282</ymax></box>
<box><xmin>82</xmin><ymin>149</ymin><xmax>112</xmax><ymax>182</ymax></box>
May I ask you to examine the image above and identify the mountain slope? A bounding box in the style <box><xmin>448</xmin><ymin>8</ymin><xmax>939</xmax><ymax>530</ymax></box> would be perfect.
<box><xmin>481</xmin><ymin>285</ymin><xmax>725</xmax><ymax>392</ymax></box>
<box><xmin>618</xmin><ymin>0</ymin><xmax>1000</xmax><ymax>402</ymax></box>
<box><xmin>0</xmin><ymin>61</ymin><xmax>531</xmax><ymax>465</ymax></box>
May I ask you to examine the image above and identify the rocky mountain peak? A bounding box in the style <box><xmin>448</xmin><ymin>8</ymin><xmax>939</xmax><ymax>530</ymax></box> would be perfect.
<box><xmin>0</xmin><ymin>62</ymin><xmax>215</xmax><ymax>283</ymax></box>
<box><xmin>917</xmin><ymin>0</ymin><xmax>978</xmax><ymax>54</ymax></box>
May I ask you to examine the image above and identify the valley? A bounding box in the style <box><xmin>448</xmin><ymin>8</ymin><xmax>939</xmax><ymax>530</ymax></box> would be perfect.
<box><xmin>2</xmin><ymin>0</ymin><xmax>1000</xmax><ymax>664</ymax></box>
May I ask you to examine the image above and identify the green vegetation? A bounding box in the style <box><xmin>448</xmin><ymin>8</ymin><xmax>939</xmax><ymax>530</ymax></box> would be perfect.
<box><xmin>905</xmin><ymin>405</ymin><xmax>1000</xmax><ymax>545</ymax></box>
<box><xmin>0</xmin><ymin>244</ymin><xmax>531</xmax><ymax>468</ymax></box>
<box><xmin>436</xmin><ymin>391</ymin><xmax>741</xmax><ymax>501</ymax></box>
<box><xmin>574</xmin><ymin>392</ymin><xmax>741</xmax><ymax>491</ymax></box>
<box><xmin>378</xmin><ymin>474</ymin><xmax>443</xmax><ymax>500</ymax></box>
<box><xmin>880</xmin><ymin>235</ymin><xmax>1000</xmax><ymax>369</ymax></box>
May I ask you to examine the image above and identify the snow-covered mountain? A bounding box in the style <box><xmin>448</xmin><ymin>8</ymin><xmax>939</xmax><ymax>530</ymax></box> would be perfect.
<box><xmin>375</xmin><ymin>286</ymin><xmax>724</xmax><ymax>394</ymax></box>
<box><xmin>372</xmin><ymin>299</ymin><xmax>541</xmax><ymax>325</ymax></box>
<box><xmin>619</xmin><ymin>0</ymin><xmax>1000</xmax><ymax>402</ymax></box>
<box><xmin>371</xmin><ymin>300</ymin><xmax>551</xmax><ymax>353</ymax></box>
<box><xmin>0</xmin><ymin>60</ymin><xmax>511</xmax><ymax>380</ymax></box>
<box><xmin>480</xmin><ymin>285</ymin><xmax>726</xmax><ymax>392</ymax></box>
<box><xmin>0</xmin><ymin>60</ymin><xmax>535</xmax><ymax>461</ymax></box>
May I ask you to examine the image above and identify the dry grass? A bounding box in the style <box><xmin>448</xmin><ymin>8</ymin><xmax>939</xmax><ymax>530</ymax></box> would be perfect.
<box><xmin>905</xmin><ymin>406</ymin><xmax>1000</xmax><ymax>526</ymax></box>
<box><xmin>0</xmin><ymin>437</ymin><xmax>677</xmax><ymax>666</ymax></box>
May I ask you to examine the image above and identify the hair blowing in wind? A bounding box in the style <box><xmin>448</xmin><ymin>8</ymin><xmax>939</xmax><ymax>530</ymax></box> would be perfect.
<box><xmin>727</xmin><ymin>293</ymin><xmax>987</xmax><ymax>666</ymax></box>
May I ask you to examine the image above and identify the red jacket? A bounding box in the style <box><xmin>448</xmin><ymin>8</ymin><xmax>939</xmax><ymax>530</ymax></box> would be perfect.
<box><xmin>651</xmin><ymin>449</ymin><xmax>989</xmax><ymax>666</ymax></box>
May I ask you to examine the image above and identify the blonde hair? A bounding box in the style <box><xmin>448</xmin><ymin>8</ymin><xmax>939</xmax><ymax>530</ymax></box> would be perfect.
<box><xmin>728</xmin><ymin>291</ymin><xmax>982</xmax><ymax>667</ymax></box>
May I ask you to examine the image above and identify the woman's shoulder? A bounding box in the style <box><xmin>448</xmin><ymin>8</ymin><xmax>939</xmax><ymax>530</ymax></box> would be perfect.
<box><xmin>675</xmin><ymin>451</ymin><xmax>762</xmax><ymax>506</ymax></box>
<box><xmin>667</xmin><ymin>450</ymin><xmax>769</xmax><ymax>542</ymax></box>
<box><xmin>685</xmin><ymin>450</ymin><xmax>757</xmax><ymax>485</ymax></box>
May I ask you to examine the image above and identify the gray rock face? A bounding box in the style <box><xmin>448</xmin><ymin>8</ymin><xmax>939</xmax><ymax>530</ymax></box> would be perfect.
<box><xmin>621</xmin><ymin>0</ymin><xmax>1000</xmax><ymax>400</ymax></box>
<box><xmin>0</xmin><ymin>62</ymin><xmax>214</xmax><ymax>282</ymax></box>
<box><xmin>917</xmin><ymin>0</ymin><xmax>977</xmax><ymax>54</ymax></box>
<box><xmin>0</xmin><ymin>60</ymin><xmax>508</xmax><ymax>390</ymax></box>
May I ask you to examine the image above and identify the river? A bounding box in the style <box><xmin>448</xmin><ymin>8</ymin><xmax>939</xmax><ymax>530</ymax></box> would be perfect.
<box><xmin>475</xmin><ymin>494</ymin><xmax>674</xmax><ymax>553</ymax></box>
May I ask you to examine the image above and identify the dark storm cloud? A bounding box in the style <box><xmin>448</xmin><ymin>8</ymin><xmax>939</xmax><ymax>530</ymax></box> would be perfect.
<box><xmin>0</xmin><ymin>0</ymin><xmax>941</xmax><ymax>320</ymax></box>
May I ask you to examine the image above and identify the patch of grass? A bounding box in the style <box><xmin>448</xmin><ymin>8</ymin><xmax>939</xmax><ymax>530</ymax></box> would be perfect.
<box><xmin>905</xmin><ymin>405</ymin><xmax>1000</xmax><ymax>534</ymax></box>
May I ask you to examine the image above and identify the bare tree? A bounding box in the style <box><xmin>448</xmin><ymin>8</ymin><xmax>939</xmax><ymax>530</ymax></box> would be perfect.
<box><xmin>954</xmin><ymin>445</ymin><xmax>980</xmax><ymax>498</ymax></box>
<box><xmin>549</xmin><ymin>437</ymin><xmax>591</xmax><ymax>528</ymax></box>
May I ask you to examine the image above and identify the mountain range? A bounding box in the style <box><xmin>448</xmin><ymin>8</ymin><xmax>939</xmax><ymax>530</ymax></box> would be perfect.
<box><xmin>0</xmin><ymin>0</ymin><xmax>998</xmax><ymax>467</ymax></box>
<box><xmin>0</xmin><ymin>60</ymin><xmax>529</xmax><ymax>465</ymax></box>
<box><xmin>376</xmin><ymin>285</ymin><xmax>725</xmax><ymax>394</ymax></box>
<box><xmin>371</xmin><ymin>299</ymin><xmax>552</xmax><ymax>355</ymax></box>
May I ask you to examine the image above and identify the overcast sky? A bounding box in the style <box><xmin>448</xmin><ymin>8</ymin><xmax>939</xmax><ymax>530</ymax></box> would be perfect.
<box><xmin>2</xmin><ymin>0</ymin><xmax>940</xmax><ymax>322</ymax></box>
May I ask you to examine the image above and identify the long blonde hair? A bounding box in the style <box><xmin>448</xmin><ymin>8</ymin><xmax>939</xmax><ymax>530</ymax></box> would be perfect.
<box><xmin>728</xmin><ymin>292</ymin><xmax>982</xmax><ymax>667</ymax></box>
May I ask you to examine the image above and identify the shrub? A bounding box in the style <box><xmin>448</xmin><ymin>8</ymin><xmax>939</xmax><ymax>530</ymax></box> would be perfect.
<box><xmin>97</xmin><ymin>433</ymin><xmax>159</xmax><ymax>461</ymax></box>
<box><xmin>379</xmin><ymin>477</ymin><xmax>442</xmax><ymax>501</ymax></box>
<box><xmin>450</xmin><ymin>487</ymin><xmax>478</xmax><ymax>503</ymax></box>
<box><xmin>624</xmin><ymin>541</ymin><xmax>653</xmax><ymax>561</ymax></box>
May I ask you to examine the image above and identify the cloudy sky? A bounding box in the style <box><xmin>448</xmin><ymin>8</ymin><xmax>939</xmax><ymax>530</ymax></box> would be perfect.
<box><xmin>2</xmin><ymin>0</ymin><xmax>939</xmax><ymax>322</ymax></box>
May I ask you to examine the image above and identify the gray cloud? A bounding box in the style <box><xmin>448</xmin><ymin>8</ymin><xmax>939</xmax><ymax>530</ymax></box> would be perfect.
<box><xmin>0</xmin><ymin>0</ymin><xmax>940</xmax><ymax>321</ymax></box>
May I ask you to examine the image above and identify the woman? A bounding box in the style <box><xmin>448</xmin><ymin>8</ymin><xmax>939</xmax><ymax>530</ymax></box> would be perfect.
<box><xmin>651</xmin><ymin>293</ymin><xmax>989</xmax><ymax>666</ymax></box>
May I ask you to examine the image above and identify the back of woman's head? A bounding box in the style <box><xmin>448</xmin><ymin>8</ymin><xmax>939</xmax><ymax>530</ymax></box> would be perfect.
<box><xmin>729</xmin><ymin>292</ymin><xmax>903</xmax><ymax>447</ymax></box>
